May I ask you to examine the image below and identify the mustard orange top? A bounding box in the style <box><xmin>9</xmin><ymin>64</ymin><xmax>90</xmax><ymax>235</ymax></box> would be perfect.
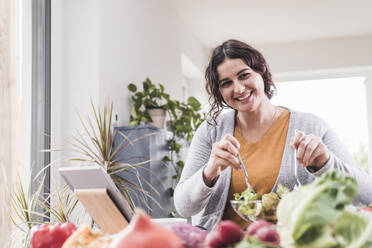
<box><xmin>222</xmin><ymin>109</ymin><xmax>290</xmax><ymax>229</ymax></box>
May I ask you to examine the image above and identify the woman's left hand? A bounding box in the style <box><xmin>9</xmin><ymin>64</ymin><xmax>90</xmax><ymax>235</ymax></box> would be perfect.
<box><xmin>290</xmin><ymin>130</ymin><xmax>330</xmax><ymax>169</ymax></box>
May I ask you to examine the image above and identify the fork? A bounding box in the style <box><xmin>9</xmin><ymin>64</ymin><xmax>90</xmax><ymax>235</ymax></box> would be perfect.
<box><xmin>294</xmin><ymin>147</ymin><xmax>302</xmax><ymax>189</ymax></box>
<box><xmin>293</xmin><ymin>130</ymin><xmax>302</xmax><ymax>189</ymax></box>
<box><xmin>238</xmin><ymin>153</ymin><xmax>253</xmax><ymax>191</ymax></box>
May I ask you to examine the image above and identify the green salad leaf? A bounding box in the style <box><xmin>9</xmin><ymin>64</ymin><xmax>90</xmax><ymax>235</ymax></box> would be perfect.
<box><xmin>277</xmin><ymin>171</ymin><xmax>372</xmax><ymax>248</ymax></box>
<box><xmin>333</xmin><ymin>210</ymin><xmax>372</xmax><ymax>248</ymax></box>
<box><xmin>234</xmin><ymin>187</ymin><xmax>261</xmax><ymax>202</ymax></box>
<box><xmin>276</xmin><ymin>183</ymin><xmax>291</xmax><ymax>198</ymax></box>
<box><xmin>234</xmin><ymin>187</ymin><xmax>262</xmax><ymax>216</ymax></box>
<box><xmin>233</xmin><ymin>184</ymin><xmax>289</xmax><ymax>221</ymax></box>
<box><xmin>232</xmin><ymin>235</ymin><xmax>281</xmax><ymax>248</ymax></box>
<box><xmin>262</xmin><ymin>193</ymin><xmax>280</xmax><ymax>211</ymax></box>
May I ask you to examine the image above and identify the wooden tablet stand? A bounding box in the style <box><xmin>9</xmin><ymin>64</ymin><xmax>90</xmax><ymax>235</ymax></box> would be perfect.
<box><xmin>74</xmin><ymin>188</ymin><xmax>129</xmax><ymax>234</ymax></box>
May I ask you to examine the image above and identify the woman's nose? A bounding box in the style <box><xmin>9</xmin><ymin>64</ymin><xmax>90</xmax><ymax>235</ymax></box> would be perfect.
<box><xmin>233</xmin><ymin>81</ymin><xmax>245</xmax><ymax>94</ymax></box>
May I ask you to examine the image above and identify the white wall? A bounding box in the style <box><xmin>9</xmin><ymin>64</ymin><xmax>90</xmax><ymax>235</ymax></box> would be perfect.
<box><xmin>98</xmin><ymin>0</ymin><xmax>206</xmax><ymax>125</ymax></box>
<box><xmin>257</xmin><ymin>34</ymin><xmax>372</xmax><ymax>74</ymax></box>
<box><xmin>51</xmin><ymin>0</ymin><xmax>206</xmax><ymax>176</ymax></box>
<box><xmin>51</xmin><ymin>0</ymin><xmax>207</xmax><ymax>225</ymax></box>
<box><xmin>51</xmin><ymin>0</ymin><xmax>100</xmax><ymax>183</ymax></box>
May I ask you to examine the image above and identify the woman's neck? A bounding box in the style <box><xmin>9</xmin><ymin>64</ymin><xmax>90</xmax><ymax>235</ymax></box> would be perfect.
<box><xmin>237</xmin><ymin>101</ymin><xmax>277</xmax><ymax>130</ymax></box>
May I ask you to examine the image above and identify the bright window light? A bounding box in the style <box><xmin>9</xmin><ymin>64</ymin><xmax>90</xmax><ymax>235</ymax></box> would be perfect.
<box><xmin>272</xmin><ymin>77</ymin><xmax>370</xmax><ymax>173</ymax></box>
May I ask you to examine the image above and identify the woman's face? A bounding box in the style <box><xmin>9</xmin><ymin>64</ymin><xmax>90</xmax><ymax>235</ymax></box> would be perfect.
<box><xmin>217</xmin><ymin>58</ymin><xmax>267</xmax><ymax>113</ymax></box>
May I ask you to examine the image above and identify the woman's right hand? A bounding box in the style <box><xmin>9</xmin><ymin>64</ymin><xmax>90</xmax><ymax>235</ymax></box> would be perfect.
<box><xmin>203</xmin><ymin>133</ymin><xmax>241</xmax><ymax>186</ymax></box>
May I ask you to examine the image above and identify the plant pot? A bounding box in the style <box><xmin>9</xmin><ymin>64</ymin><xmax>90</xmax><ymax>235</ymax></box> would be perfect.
<box><xmin>147</xmin><ymin>108</ymin><xmax>166</xmax><ymax>129</ymax></box>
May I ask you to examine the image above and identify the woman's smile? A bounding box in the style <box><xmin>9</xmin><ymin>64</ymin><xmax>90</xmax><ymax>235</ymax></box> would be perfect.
<box><xmin>217</xmin><ymin>58</ymin><xmax>267</xmax><ymax>112</ymax></box>
<box><xmin>233</xmin><ymin>90</ymin><xmax>253</xmax><ymax>102</ymax></box>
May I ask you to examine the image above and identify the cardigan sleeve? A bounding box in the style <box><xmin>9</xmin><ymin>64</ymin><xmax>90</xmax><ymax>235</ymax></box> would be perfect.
<box><xmin>173</xmin><ymin>121</ymin><xmax>216</xmax><ymax>217</ymax></box>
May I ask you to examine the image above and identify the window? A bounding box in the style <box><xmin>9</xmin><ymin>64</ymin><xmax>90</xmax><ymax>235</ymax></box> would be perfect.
<box><xmin>271</xmin><ymin>77</ymin><xmax>370</xmax><ymax>174</ymax></box>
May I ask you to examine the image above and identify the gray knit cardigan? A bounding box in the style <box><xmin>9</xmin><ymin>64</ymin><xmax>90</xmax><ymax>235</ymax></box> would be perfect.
<box><xmin>173</xmin><ymin>108</ymin><xmax>372</xmax><ymax>230</ymax></box>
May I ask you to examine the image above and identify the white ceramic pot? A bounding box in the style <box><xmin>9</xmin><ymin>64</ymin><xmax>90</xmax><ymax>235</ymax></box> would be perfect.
<box><xmin>147</xmin><ymin>108</ymin><xmax>166</xmax><ymax>129</ymax></box>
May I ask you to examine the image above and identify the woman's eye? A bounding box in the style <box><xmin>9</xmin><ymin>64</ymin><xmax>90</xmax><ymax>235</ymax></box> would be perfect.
<box><xmin>239</xmin><ymin>73</ymin><xmax>249</xmax><ymax>80</ymax></box>
<box><xmin>219</xmin><ymin>81</ymin><xmax>232</xmax><ymax>88</ymax></box>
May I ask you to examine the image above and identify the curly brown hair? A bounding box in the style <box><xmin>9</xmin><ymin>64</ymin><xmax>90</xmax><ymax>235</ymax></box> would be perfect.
<box><xmin>205</xmin><ymin>39</ymin><xmax>276</xmax><ymax>124</ymax></box>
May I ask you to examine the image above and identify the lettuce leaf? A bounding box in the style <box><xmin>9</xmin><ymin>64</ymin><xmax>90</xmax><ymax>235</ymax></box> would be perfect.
<box><xmin>232</xmin><ymin>236</ymin><xmax>281</xmax><ymax>248</ymax></box>
<box><xmin>333</xmin><ymin>210</ymin><xmax>372</xmax><ymax>248</ymax></box>
<box><xmin>276</xmin><ymin>171</ymin><xmax>369</xmax><ymax>248</ymax></box>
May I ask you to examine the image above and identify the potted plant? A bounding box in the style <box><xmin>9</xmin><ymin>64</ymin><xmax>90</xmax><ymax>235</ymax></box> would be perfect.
<box><xmin>69</xmin><ymin>99</ymin><xmax>160</xmax><ymax>211</ymax></box>
<box><xmin>128</xmin><ymin>78</ymin><xmax>205</xmax><ymax>204</ymax></box>
<box><xmin>9</xmin><ymin>99</ymin><xmax>160</xmax><ymax>246</ymax></box>
<box><xmin>128</xmin><ymin>78</ymin><xmax>169</xmax><ymax>129</ymax></box>
<box><xmin>165</xmin><ymin>96</ymin><xmax>205</xmax><ymax>181</ymax></box>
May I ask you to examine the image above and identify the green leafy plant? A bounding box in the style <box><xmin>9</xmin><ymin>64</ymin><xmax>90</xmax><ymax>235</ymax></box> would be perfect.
<box><xmin>167</xmin><ymin>96</ymin><xmax>204</xmax><ymax>143</ymax></box>
<box><xmin>164</xmin><ymin>96</ymin><xmax>205</xmax><ymax>182</ymax></box>
<box><xmin>128</xmin><ymin>78</ymin><xmax>205</xmax><ymax>186</ymax></box>
<box><xmin>128</xmin><ymin>78</ymin><xmax>170</xmax><ymax>125</ymax></box>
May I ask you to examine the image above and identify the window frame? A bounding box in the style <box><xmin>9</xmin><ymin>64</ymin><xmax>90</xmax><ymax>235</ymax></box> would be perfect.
<box><xmin>30</xmin><ymin>0</ymin><xmax>51</xmax><ymax>206</ymax></box>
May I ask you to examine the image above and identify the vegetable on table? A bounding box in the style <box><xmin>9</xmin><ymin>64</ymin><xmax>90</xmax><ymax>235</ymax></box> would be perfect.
<box><xmin>359</xmin><ymin>206</ymin><xmax>372</xmax><ymax>213</ymax></box>
<box><xmin>233</xmin><ymin>235</ymin><xmax>281</xmax><ymax>248</ymax></box>
<box><xmin>245</xmin><ymin>220</ymin><xmax>280</xmax><ymax>246</ymax></box>
<box><xmin>233</xmin><ymin>184</ymin><xmax>289</xmax><ymax>222</ymax></box>
<box><xmin>255</xmin><ymin>225</ymin><xmax>280</xmax><ymax>246</ymax></box>
<box><xmin>246</xmin><ymin>220</ymin><xmax>272</xmax><ymax>236</ymax></box>
<box><xmin>205</xmin><ymin>220</ymin><xmax>244</xmax><ymax>248</ymax></box>
<box><xmin>166</xmin><ymin>223</ymin><xmax>208</xmax><ymax>248</ymax></box>
<box><xmin>277</xmin><ymin>171</ymin><xmax>372</xmax><ymax>248</ymax></box>
<box><xmin>30</xmin><ymin>222</ymin><xmax>77</xmax><ymax>248</ymax></box>
<box><xmin>110</xmin><ymin>209</ymin><xmax>184</xmax><ymax>248</ymax></box>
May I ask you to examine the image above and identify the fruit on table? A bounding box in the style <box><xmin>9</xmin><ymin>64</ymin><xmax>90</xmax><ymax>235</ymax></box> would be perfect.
<box><xmin>205</xmin><ymin>231</ymin><xmax>225</xmax><ymax>248</ymax></box>
<box><xmin>246</xmin><ymin>220</ymin><xmax>271</xmax><ymax>236</ymax></box>
<box><xmin>30</xmin><ymin>222</ymin><xmax>77</xmax><ymax>248</ymax></box>
<box><xmin>205</xmin><ymin>220</ymin><xmax>244</xmax><ymax>248</ymax></box>
<box><xmin>166</xmin><ymin>223</ymin><xmax>208</xmax><ymax>248</ymax></box>
<box><xmin>246</xmin><ymin>220</ymin><xmax>280</xmax><ymax>246</ymax></box>
<box><xmin>61</xmin><ymin>224</ymin><xmax>112</xmax><ymax>248</ymax></box>
<box><xmin>255</xmin><ymin>225</ymin><xmax>280</xmax><ymax>246</ymax></box>
<box><xmin>360</xmin><ymin>206</ymin><xmax>372</xmax><ymax>212</ymax></box>
<box><xmin>110</xmin><ymin>209</ymin><xmax>184</xmax><ymax>248</ymax></box>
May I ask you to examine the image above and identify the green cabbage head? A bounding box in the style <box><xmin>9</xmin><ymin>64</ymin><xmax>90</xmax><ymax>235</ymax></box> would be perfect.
<box><xmin>277</xmin><ymin>171</ymin><xmax>372</xmax><ymax>248</ymax></box>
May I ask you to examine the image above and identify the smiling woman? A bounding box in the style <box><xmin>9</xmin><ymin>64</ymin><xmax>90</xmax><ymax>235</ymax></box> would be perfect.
<box><xmin>173</xmin><ymin>39</ymin><xmax>372</xmax><ymax>231</ymax></box>
<box><xmin>205</xmin><ymin>40</ymin><xmax>276</xmax><ymax>124</ymax></box>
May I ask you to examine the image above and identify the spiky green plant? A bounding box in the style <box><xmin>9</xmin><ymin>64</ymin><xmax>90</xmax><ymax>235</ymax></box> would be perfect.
<box><xmin>9</xmin><ymin>174</ymin><xmax>80</xmax><ymax>247</ymax></box>
<box><xmin>9</xmin><ymin>175</ymin><xmax>48</xmax><ymax>247</ymax></box>
<box><xmin>35</xmin><ymin>182</ymin><xmax>79</xmax><ymax>223</ymax></box>
<box><xmin>68</xmin><ymin>99</ymin><xmax>161</xmax><ymax>210</ymax></box>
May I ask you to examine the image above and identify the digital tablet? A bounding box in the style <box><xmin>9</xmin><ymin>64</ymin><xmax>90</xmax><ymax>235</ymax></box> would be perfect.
<box><xmin>58</xmin><ymin>165</ymin><xmax>134</xmax><ymax>221</ymax></box>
